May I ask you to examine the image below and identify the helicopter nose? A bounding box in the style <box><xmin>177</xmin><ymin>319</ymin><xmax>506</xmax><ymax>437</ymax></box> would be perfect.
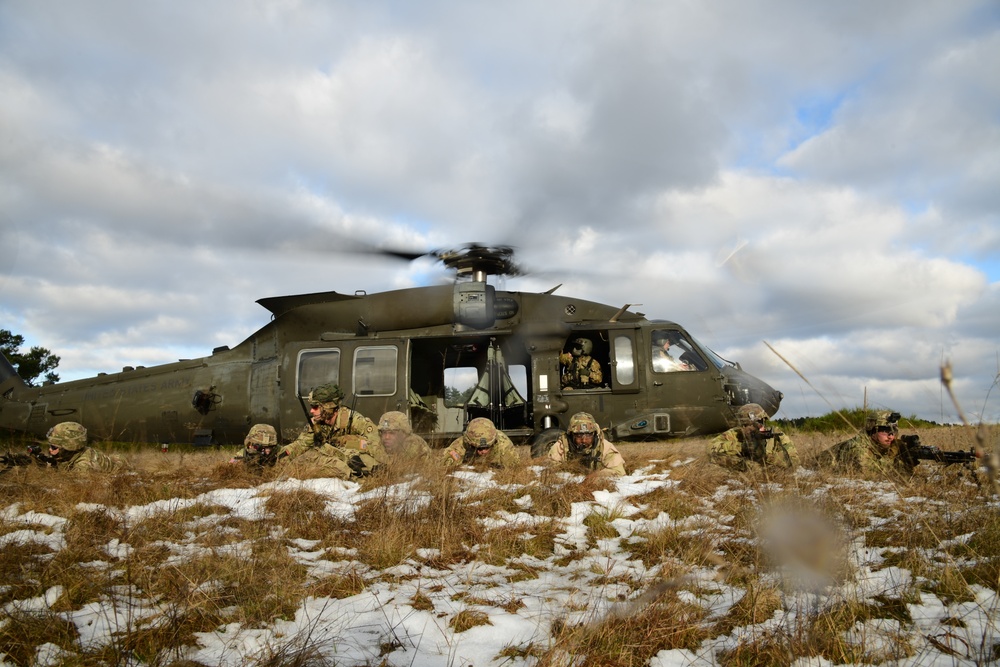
<box><xmin>758</xmin><ymin>388</ymin><xmax>783</xmax><ymax>417</ymax></box>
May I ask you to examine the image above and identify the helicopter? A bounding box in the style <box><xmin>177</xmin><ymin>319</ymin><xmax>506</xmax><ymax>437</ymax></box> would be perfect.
<box><xmin>0</xmin><ymin>243</ymin><xmax>782</xmax><ymax>449</ymax></box>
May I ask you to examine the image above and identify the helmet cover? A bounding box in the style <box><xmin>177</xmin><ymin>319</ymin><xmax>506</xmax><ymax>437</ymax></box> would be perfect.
<box><xmin>378</xmin><ymin>411</ymin><xmax>412</xmax><ymax>434</ymax></box>
<box><xmin>866</xmin><ymin>410</ymin><xmax>899</xmax><ymax>432</ymax></box>
<box><xmin>47</xmin><ymin>421</ymin><xmax>88</xmax><ymax>452</ymax></box>
<box><xmin>309</xmin><ymin>383</ymin><xmax>344</xmax><ymax>406</ymax></box>
<box><xmin>464</xmin><ymin>417</ymin><xmax>498</xmax><ymax>449</ymax></box>
<box><xmin>245</xmin><ymin>424</ymin><xmax>278</xmax><ymax>447</ymax></box>
<box><xmin>736</xmin><ymin>404</ymin><xmax>766</xmax><ymax>426</ymax></box>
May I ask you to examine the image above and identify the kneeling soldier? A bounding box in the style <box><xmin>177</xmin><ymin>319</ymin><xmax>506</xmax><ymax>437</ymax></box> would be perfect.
<box><xmin>708</xmin><ymin>404</ymin><xmax>798</xmax><ymax>471</ymax></box>
<box><xmin>279</xmin><ymin>383</ymin><xmax>387</xmax><ymax>478</ymax></box>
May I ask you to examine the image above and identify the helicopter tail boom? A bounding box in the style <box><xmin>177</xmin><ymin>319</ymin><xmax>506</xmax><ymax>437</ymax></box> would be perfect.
<box><xmin>0</xmin><ymin>352</ymin><xmax>28</xmax><ymax>398</ymax></box>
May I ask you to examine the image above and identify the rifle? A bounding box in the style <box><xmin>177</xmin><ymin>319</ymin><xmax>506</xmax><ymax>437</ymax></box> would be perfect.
<box><xmin>743</xmin><ymin>427</ymin><xmax>782</xmax><ymax>457</ymax></box>
<box><xmin>242</xmin><ymin>446</ymin><xmax>278</xmax><ymax>469</ymax></box>
<box><xmin>1</xmin><ymin>450</ymin><xmax>34</xmax><ymax>473</ymax></box>
<box><xmin>298</xmin><ymin>394</ymin><xmax>322</xmax><ymax>446</ymax></box>
<box><xmin>1</xmin><ymin>444</ymin><xmax>58</xmax><ymax>474</ymax></box>
<box><xmin>899</xmin><ymin>434</ymin><xmax>978</xmax><ymax>467</ymax></box>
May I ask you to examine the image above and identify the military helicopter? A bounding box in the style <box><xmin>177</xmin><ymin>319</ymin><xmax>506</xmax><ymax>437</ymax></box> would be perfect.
<box><xmin>0</xmin><ymin>243</ymin><xmax>782</xmax><ymax>449</ymax></box>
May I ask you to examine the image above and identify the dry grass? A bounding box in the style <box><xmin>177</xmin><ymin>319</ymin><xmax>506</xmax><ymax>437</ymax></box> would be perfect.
<box><xmin>0</xmin><ymin>426</ymin><xmax>997</xmax><ymax>664</ymax></box>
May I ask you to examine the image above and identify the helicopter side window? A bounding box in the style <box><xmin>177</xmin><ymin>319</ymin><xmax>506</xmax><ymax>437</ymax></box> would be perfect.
<box><xmin>613</xmin><ymin>335</ymin><xmax>635</xmax><ymax>385</ymax></box>
<box><xmin>650</xmin><ymin>329</ymin><xmax>708</xmax><ymax>373</ymax></box>
<box><xmin>297</xmin><ymin>349</ymin><xmax>341</xmax><ymax>396</ymax></box>
<box><xmin>353</xmin><ymin>346</ymin><xmax>397</xmax><ymax>396</ymax></box>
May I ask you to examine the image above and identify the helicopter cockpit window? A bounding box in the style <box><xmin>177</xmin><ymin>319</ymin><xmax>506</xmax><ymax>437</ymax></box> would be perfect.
<box><xmin>651</xmin><ymin>330</ymin><xmax>709</xmax><ymax>373</ymax></box>
<box><xmin>297</xmin><ymin>349</ymin><xmax>341</xmax><ymax>397</ymax></box>
<box><xmin>353</xmin><ymin>346</ymin><xmax>397</xmax><ymax>396</ymax></box>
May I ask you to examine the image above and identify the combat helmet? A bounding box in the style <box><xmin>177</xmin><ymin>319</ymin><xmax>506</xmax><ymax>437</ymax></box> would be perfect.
<box><xmin>567</xmin><ymin>412</ymin><xmax>600</xmax><ymax>451</ymax></box>
<box><xmin>47</xmin><ymin>422</ymin><xmax>87</xmax><ymax>452</ymax></box>
<box><xmin>309</xmin><ymin>383</ymin><xmax>344</xmax><ymax>406</ymax></box>
<box><xmin>865</xmin><ymin>410</ymin><xmax>899</xmax><ymax>433</ymax></box>
<box><xmin>736</xmin><ymin>404</ymin><xmax>766</xmax><ymax>426</ymax></box>
<box><xmin>464</xmin><ymin>417</ymin><xmax>498</xmax><ymax>449</ymax></box>
<box><xmin>378</xmin><ymin>411</ymin><xmax>412</xmax><ymax>434</ymax></box>
<box><xmin>572</xmin><ymin>337</ymin><xmax>594</xmax><ymax>356</ymax></box>
<box><xmin>245</xmin><ymin>424</ymin><xmax>278</xmax><ymax>447</ymax></box>
<box><xmin>568</xmin><ymin>412</ymin><xmax>599</xmax><ymax>435</ymax></box>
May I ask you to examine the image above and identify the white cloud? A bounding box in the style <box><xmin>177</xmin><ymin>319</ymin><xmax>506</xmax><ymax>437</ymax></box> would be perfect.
<box><xmin>0</xmin><ymin>0</ymin><xmax>997</xmax><ymax>422</ymax></box>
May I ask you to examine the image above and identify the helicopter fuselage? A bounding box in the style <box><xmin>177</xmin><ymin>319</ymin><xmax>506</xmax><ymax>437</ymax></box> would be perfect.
<box><xmin>0</xmin><ymin>282</ymin><xmax>783</xmax><ymax>446</ymax></box>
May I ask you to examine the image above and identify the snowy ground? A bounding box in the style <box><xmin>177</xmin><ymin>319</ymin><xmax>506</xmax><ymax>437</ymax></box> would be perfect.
<box><xmin>2</xmin><ymin>454</ymin><xmax>999</xmax><ymax>666</ymax></box>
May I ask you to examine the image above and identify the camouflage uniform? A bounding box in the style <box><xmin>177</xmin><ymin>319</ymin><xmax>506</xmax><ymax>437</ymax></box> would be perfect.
<box><xmin>443</xmin><ymin>417</ymin><xmax>519</xmax><ymax>468</ymax></box>
<box><xmin>46</xmin><ymin>422</ymin><xmax>117</xmax><ymax>472</ymax></box>
<box><xmin>546</xmin><ymin>412</ymin><xmax>626</xmax><ymax>477</ymax></box>
<box><xmin>378</xmin><ymin>411</ymin><xmax>431</xmax><ymax>458</ymax></box>
<box><xmin>816</xmin><ymin>410</ymin><xmax>914</xmax><ymax>474</ymax></box>
<box><xmin>559</xmin><ymin>337</ymin><xmax>603</xmax><ymax>390</ymax></box>
<box><xmin>708</xmin><ymin>404</ymin><xmax>798</xmax><ymax>471</ymax></box>
<box><xmin>279</xmin><ymin>384</ymin><xmax>386</xmax><ymax>479</ymax></box>
<box><xmin>231</xmin><ymin>424</ymin><xmax>279</xmax><ymax>468</ymax></box>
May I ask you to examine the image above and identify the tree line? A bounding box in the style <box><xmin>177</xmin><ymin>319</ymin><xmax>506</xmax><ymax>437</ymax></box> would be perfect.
<box><xmin>0</xmin><ymin>329</ymin><xmax>61</xmax><ymax>386</ymax></box>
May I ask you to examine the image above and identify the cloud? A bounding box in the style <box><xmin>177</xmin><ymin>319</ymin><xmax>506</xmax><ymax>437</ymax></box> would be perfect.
<box><xmin>0</xmin><ymin>0</ymin><xmax>997</xmax><ymax>423</ymax></box>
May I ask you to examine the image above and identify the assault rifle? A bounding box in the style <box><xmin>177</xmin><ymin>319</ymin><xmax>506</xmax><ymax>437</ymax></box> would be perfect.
<box><xmin>242</xmin><ymin>445</ymin><xmax>278</xmax><ymax>469</ymax></box>
<box><xmin>298</xmin><ymin>394</ymin><xmax>322</xmax><ymax>446</ymax></box>
<box><xmin>899</xmin><ymin>434</ymin><xmax>978</xmax><ymax>467</ymax></box>
<box><xmin>1</xmin><ymin>444</ymin><xmax>59</xmax><ymax>474</ymax></box>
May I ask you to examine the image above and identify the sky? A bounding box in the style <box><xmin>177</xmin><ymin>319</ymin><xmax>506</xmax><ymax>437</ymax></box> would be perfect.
<box><xmin>1</xmin><ymin>0</ymin><xmax>999</xmax><ymax>423</ymax></box>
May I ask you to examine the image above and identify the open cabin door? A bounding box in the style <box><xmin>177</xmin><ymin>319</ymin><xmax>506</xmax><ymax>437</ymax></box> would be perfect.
<box><xmin>464</xmin><ymin>338</ymin><xmax>528</xmax><ymax>430</ymax></box>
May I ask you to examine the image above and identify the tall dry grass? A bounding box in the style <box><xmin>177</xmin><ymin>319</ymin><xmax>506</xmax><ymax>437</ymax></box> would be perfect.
<box><xmin>0</xmin><ymin>425</ymin><xmax>996</xmax><ymax>665</ymax></box>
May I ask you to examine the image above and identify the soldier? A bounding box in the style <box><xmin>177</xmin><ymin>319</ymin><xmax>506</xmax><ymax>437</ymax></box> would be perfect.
<box><xmin>278</xmin><ymin>383</ymin><xmax>387</xmax><ymax>479</ymax></box>
<box><xmin>443</xmin><ymin>417</ymin><xmax>519</xmax><ymax>468</ymax></box>
<box><xmin>815</xmin><ymin>410</ymin><xmax>914</xmax><ymax>474</ymax></box>
<box><xmin>651</xmin><ymin>331</ymin><xmax>695</xmax><ymax>372</ymax></box>
<box><xmin>378</xmin><ymin>411</ymin><xmax>432</xmax><ymax>458</ymax></box>
<box><xmin>708</xmin><ymin>403</ymin><xmax>798</xmax><ymax>471</ymax></box>
<box><xmin>544</xmin><ymin>411</ymin><xmax>626</xmax><ymax>478</ymax></box>
<box><xmin>230</xmin><ymin>423</ymin><xmax>279</xmax><ymax>468</ymax></box>
<box><xmin>559</xmin><ymin>337</ymin><xmax>604</xmax><ymax>390</ymax></box>
<box><xmin>37</xmin><ymin>421</ymin><xmax>117</xmax><ymax>472</ymax></box>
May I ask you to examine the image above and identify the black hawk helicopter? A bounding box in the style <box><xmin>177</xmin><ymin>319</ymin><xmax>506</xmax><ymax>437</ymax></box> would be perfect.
<box><xmin>0</xmin><ymin>243</ymin><xmax>782</xmax><ymax>448</ymax></box>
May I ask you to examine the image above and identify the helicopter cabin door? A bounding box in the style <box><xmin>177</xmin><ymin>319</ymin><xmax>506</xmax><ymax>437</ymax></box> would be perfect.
<box><xmin>282</xmin><ymin>342</ymin><xmax>405</xmax><ymax>440</ymax></box>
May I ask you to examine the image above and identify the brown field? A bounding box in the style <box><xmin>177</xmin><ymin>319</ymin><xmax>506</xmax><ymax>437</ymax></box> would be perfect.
<box><xmin>0</xmin><ymin>423</ymin><xmax>997</xmax><ymax>666</ymax></box>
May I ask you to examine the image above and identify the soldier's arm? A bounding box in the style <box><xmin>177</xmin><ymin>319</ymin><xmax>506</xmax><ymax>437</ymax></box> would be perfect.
<box><xmin>443</xmin><ymin>439</ymin><xmax>465</xmax><ymax>466</ymax></box>
<box><xmin>600</xmin><ymin>442</ymin><xmax>626</xmax><ymax>477</ymax></box>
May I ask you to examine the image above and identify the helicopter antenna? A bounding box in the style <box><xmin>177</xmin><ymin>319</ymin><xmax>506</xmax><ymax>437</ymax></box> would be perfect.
<box><xmin>609</xmin><ymin>304</ymin><xmax>639</xmax><ymax>323</ymax></box>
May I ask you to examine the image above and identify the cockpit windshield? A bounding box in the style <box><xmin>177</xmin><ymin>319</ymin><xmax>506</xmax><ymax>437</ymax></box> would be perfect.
<box><xmin>650</xmin><ymin>329</ymin><xmax>709</xmax><ymax>372</ymax></box>
<box><xmin>689</xmin><ymin>335</ymin><xmax>737</xmax><ymax>370</ymax></box>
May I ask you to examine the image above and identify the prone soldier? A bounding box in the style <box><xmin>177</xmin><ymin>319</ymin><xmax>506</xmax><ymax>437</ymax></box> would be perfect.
<box><xmin>378</xmin><ymin>411</ymin><xmax>431</xmax><ymax>458</ymax></box>
<box><xmin>443</xmin><ymin>417</ymin><xmax>519</xmax><ymax>468</ymax></box>
<box><xmin>25</xmin><ymin>422</ymin><xmax>118</xmax><ymax>472</ymax></box>
<box><xmin>230</xmin><ymin>423</ymin><xmax>279</xmax><ymax>468</ymax></box>
<box><xmin>815</xmin><ymin>410</ymin><xmax>912</xmax><ymax>474</ymax></box>
<box><xmin>708</xmin><ymin>403</ymin><xmax>798</xmax><ymax>471</ymax></box>
<box><xmin>542</xmin><ymin>411</ymin><xmax>626</xmax><ymax>478</ymax></box>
